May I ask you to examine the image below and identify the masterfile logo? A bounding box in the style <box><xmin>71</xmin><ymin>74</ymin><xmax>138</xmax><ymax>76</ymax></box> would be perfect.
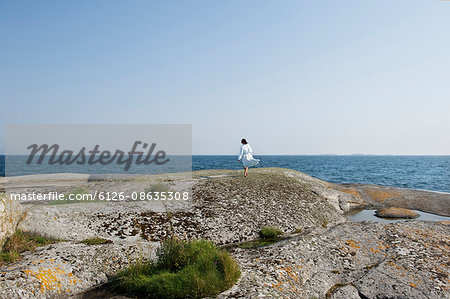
<box><xmin>26</xmin><ymin>141</ymin><xmax>170</xmax><ymax>171</ymax></box>
<box><xmin>5</xmin><ymin>124</ymin><xmax>192</xmax><ymax>176</ymax></box>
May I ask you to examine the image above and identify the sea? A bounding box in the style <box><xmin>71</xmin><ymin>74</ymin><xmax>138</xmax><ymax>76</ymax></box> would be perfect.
<box><xmin>1</xmin><ymin>155</ymin><xmax>449</xmax><ymax>193</ymax></box>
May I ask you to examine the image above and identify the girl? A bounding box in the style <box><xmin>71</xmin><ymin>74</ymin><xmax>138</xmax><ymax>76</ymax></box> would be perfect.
<box><xmin>238</xmin><ymin>138</ymin><xmax>259</xmax><ymax>177</ymax></box>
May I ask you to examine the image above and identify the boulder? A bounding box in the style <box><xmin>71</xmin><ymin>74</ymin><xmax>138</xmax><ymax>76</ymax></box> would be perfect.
<box><xmin>0</xmin><ymin>193</ymin><xmax>23</xmax><ymax>247</ymax></box>
<box><xmin>375</xmin><ymin>207</ymin><xmax>420</xmax><ymax>219</ymax></box>
<box><xmin>0</xmin><ymin>240</ymin><xmax>152</xmax><ymax>298</ymax></box>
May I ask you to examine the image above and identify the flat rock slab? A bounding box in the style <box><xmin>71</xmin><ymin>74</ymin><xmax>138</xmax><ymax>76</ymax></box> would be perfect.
<box><xmin>330</xmin><ymin>285</ymin><xmax>361</xmax><ymax>299</ymax></box>
<box><xmin>0</xmin><ymin>241</ymin><xmax>152</xmax><ymax>299</ymax></box>
<box><xmin>343</xmin><ymin>183</ymin><xmax>450</xmax><ymax>217</ymax></box>
<box><xmin>223</xmin><ymin>221</ymin><xmax>449</xmax><ymax>299</ymax></box>
<box><xmin>18</xmin><ymin>201</ymin><xmax>188</xmax><ymax>242</ymax></box>
<box><xmin>1</xmin><ymin>173</ymin><xmax>89</xmax><ymax>189</ymax></box>
<box><xmin>375</xmin><ymin>207</ymin><xmax>420</xmax><ymax>219</ymax></box>
<box><xmin>18</xmin><ymin>169</ymin><xmax>346</xmax><ymax>245</ymax></box>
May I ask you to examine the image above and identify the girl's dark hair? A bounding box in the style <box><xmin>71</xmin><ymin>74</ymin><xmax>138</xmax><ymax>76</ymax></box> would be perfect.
<box><xmin>241</xmin><ymin>138</ymin><xmax>248</xmax><ymax>144</ymax></box>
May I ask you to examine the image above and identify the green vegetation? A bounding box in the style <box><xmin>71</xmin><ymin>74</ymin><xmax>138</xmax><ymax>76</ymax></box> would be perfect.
<box><xmin>322</xmin><ymin>219</ymin><xmax>328</xmax><ymax>228</ymax></box>
<box><xmin>237</xmin><ymin>239</ymin><xmax>279</xmax><ymax>249</ymax></box>
<box><xmin>259</xmin><ymin>227</ymin><xmax>283</xmax><ymax>239</ymax></box>
<box><xmin>0</xmin><ymin>230</ymin><xmax>59</xmax><ymax>264</ymax></box>
<box><xmin>80</xmin><ymin>237</ymin><xmax>112</xmax><ymax>245</ymax></box>
<box><xmin>238</xmin><ymin>227</ymin><xmax>284</xmax><ymax>249</ymax></box>
<box><xmin>113</xmin><ymin>236</ymin><xmax>240</xmax><ymax>298</ymax></box>
<box><xmin>145</xmin><ymin>183</ymin><xmax>170</xmax><ymax>194</ymax></box>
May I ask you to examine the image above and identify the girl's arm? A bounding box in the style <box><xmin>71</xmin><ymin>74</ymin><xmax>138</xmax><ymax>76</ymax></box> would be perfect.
<box><xmin>238</xmin><ymin>145</ymin><xmax>244</xmax><ymax>161</ymax></box>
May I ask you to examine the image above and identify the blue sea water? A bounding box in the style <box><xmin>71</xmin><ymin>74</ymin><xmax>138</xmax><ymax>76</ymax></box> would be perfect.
<box><xmin>1</xmin><ymin>155</ymin><xmax>449</xmax><ymax>193</ymax></box>
<box><xmin>193</xmin><ymin>155</ymin><xmax>450</xmax><ymax>193</ymax></box>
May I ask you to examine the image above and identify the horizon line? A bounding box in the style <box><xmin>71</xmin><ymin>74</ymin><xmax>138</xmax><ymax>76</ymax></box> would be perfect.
<box><xmin>191</xmin><ymin>154</ymin><xmax>450</xmax><ymax>156</ymax></box>
<box><xmin>1</xmin><ymin>153</ymin><xmax>449</xmax><ymax>156</ymax></box>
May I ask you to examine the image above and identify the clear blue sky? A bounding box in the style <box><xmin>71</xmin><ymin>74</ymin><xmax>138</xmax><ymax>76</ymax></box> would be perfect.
<box><xmin>1</xmin><ymin>1</ymin><xmax>449</xmax><ymax>155</ymax></box>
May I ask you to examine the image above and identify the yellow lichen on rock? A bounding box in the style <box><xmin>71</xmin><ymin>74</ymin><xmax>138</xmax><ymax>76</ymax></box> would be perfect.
<box><xmin>23</xmin><ymin>260</ymin><xmax>79</xmax><ymax>294</ymax></box>
<box><xmin>339</xmin><ymin>187</ymin><xmax>361</xmax><ymax>198</ymax></box>
<box><xmin>437</xmin><ymin>221</ymin><xmax>450</xmax><ymax>225</ymax></box>
<box><xmin>270</xmin><ymin>263</ymin><xmax>304</xmax><ymax>297</ymax></box>
<box><xmin>366</xmin><ymin>189</ymin><xmax>401</xmax><ymax>202</ymax></box>
<box><xmin>375</xmin><ymin>207</ymin><xmax>420</xmax><ymax>219</ymax></box>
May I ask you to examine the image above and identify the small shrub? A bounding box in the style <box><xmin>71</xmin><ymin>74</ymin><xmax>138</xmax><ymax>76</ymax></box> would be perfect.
<box><xmin>322</xmin><ymin>219</ymin><xmax>328</xmax><ymax>228</ymax></box>
<box><xmin>81</xmin><ymin>237</ymin><xmax>112</xmax><ymax>245</ymax></box>
<box><xmin>113</xmin><ymin>236</ymin><xmax>240</xmax><ymax>298</ymax></box>
<box><xmin>259</xmin><ymin>227</ymin><xmax>282</xmax><ymax>240</ymax></box>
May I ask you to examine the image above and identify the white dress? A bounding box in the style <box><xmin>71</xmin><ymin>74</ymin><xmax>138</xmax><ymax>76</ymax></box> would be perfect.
<box><xmin>238</xmin><ymin>144</ymin><xmax>260</xmax><ymax>167</ymax></box>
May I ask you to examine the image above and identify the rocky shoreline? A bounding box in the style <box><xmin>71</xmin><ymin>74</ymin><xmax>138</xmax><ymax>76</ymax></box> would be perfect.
<box><xmin>0</xmin><ymin>168</ymin><xmax>448</xmax><ymax>298</ymax></box>
<box><xmin>226</xmin><ymin>220</ymin><xmax>449</xmax><ymax>298</ymax></box>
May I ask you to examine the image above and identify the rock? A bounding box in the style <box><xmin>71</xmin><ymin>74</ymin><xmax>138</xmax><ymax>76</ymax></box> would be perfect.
<box><xmin>1</xmin><ymin>168</ymin><xmax>449</xmax><ymax>298</ymax></box>
<box><xmin>0</xmin><ymin>193</ymin><xmax>23</xmax><ymax>247</ymax></box>
<box><xmin>0</xmin><ymin>240</ymin><xmax>152</xmax><ymax>298</ymax></box>
<box><xmin>225</xmin><ymin>221</ymin><xmax>449</xmax><ymax>299</ymax></box>
<box><xmin>2</xmin><ymin>173</ymin><xmax>89</xmax><ymax>189</ymax></box>
<box><xmin>330</xmin><ymin>284</ymin><xmax>361</xmax><ymax>299</ymax></box>
<box><xmin>375</xmin><ymin>207</ymin><xmax>420</xmax><ymax>219</ymax></box>
<box><xmin>343</xmin><ymin>183</ymin><xmax>450</xmax><ymax>217</ymax></box>
<box><xmin>339</xmin><ymin>197</ymin><xmax>351</xmax><ymax>212</ymax></box>
<box><xmin>17</xmin><ymin>169</ymin><xmax>348</xmax><ymax>245</ymax></box>
<box><xmin>285</xmin><ymin>170</ymin><xmax>367</xmax><ymax>212</ymax></box>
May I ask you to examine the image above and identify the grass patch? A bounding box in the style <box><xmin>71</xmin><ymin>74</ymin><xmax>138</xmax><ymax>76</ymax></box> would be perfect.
<box><xmin>113</xmin><ymin>236</ymin><xmax>240</xmax><ymax>298</ymax></box>
<box><xmin>237</xmin><ymin>239</ymin><xmax>278</xmax><ymax>249</ymax></box>
<box><xmin>145</xmin><ymin>184</ymin><xmax>170</xmax><ymax>193</ymax></box>
<box><xmin>0</xmin><ymin>250</ymin><xmax>20</xmax><ymax>263</ymax></box>
<box><xmin>80</xmin><ymin>237</ymin><xmax>112</xmax><ymax>245</ymax></box>
<box><xmin>259</xmin><ymin>227</ymin><xmax>282</xmax><ymax>239</ymax></box>
<box><xmin>0</xmin><ymin>230</ymin><xmax>59</xmax><ymax>264</ymax></box>
<box><xmin>238</xmin><ymin>227</ymin><xmax>283</xmax><ymax>249</ymax></box>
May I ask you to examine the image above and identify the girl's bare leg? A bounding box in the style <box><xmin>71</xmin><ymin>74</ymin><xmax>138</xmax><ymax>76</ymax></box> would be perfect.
<box><xmin>244</xmin><ymin>167</ymin><xmax>248</xmax><ymax>177</ymax></box>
